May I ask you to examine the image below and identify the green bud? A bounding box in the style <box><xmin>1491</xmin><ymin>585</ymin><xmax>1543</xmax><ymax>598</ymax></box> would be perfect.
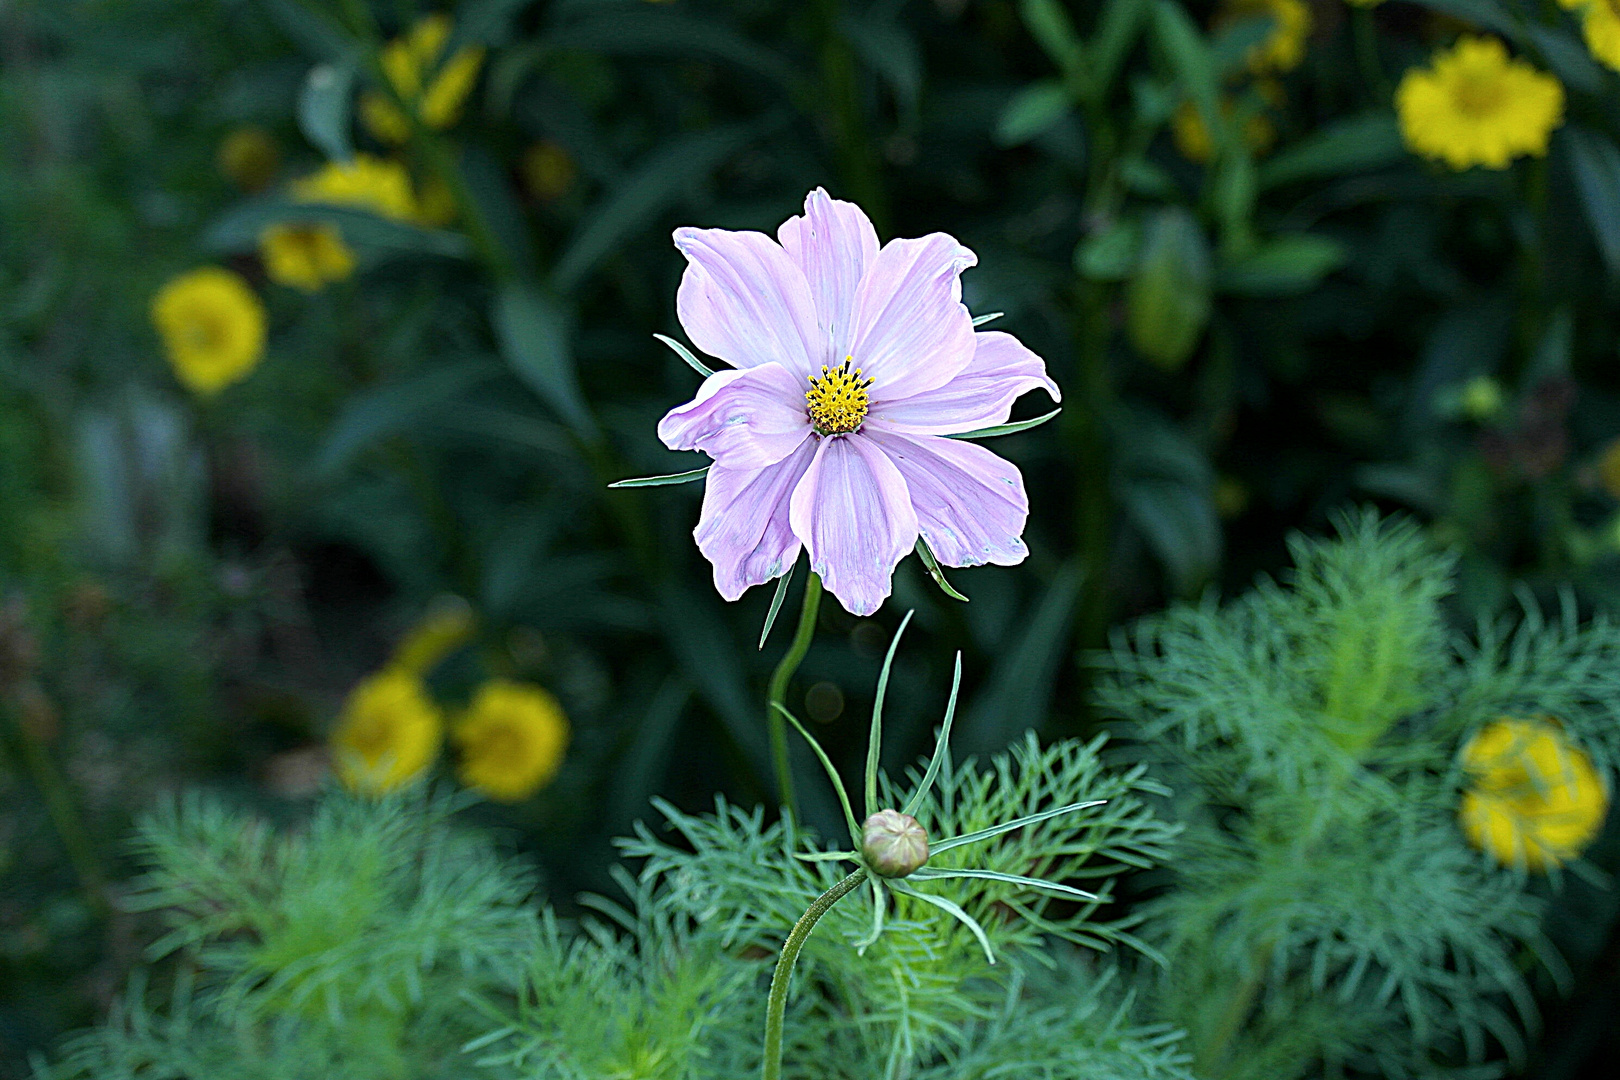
<box><xmin>1125</xmin><ymin>206</ymin><xmax>1211</xmax><ymax>372</ymax></box>
<box><xmin>861</xmin><ymin>809</ymin><xmax>929</xmax><ymax>878</ymax></box>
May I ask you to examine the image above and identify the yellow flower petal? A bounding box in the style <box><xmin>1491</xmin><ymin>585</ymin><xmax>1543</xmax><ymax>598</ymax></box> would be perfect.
<box><xmin>1216</xmin><ymin>0</ymin><xmax>1312</xmax><ymax>75</ymax></box>
<box><xmin>1584</xmin><ymin>0</ymin><xmax>1620</xmax><ymax>72</ymax></box>
<box><xmin>259</xmin><ymin>223</ymin><xmax>355</xmax><ymax>292</ymax></box>
<box><xmin>1458</xmin><ymin>716</ymin><xmax>1609</xmax><ymax>870</ymax></box>
<box><xmin>331</xmin><ymin>668</ymin><xmax>443</xmax><ymax>795</ymax></box>
<box><xmin>1396</xmin><ymin>36</ymin><xmax>1564</xmax><ymax>171</ymax></box>
<box><xmin>289</xmin><ymin>153</ymin><xmax>418</xmax><ymax>222</ymax></box>
<box><xmin>150</xmin><ymin>267</ymin><xmax>267</xmax><ymax>396</ymax></box>
<box><xmin>454</xmin><ymin>680</ymin><xmax>569</xmax><ymax>802</ymax></box>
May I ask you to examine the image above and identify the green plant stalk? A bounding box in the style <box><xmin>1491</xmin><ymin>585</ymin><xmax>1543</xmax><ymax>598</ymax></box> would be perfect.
<box><xmin>1</xmin><ymin>700</ymin><xmax>110</xmax><ymax>919</ymax></box>
<box><xmin>766</xmin><ymin>573</ymin><xmax>823</xmax><ymax>815</ymax></box>
<box><xmin>762</xmin><ymin>868</ymin><xmax>867</xmax><ymax>1080</ymax></box>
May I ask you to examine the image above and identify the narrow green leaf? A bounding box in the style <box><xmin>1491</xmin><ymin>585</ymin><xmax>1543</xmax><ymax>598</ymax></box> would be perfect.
<box><xmin>298</xmin><ymin>61</ymin><xmax>356</xmax><ymax>163</ymax></box>
<box><xmin>492</xmin><ymin>283</ymin><xmax>597</xmax><ymax>438</ymax></box>
<box><xmin>946</xmin><ymin>408</ymin><xmax>1061</xmax><ymax>441</ymax></box>
<box><xmin>554</xmin><ymin>124</ymin><xmax>753</xmax><ymax>293</ymax></box>
<box><xmin>775</xmin><ymin>703</ymin><xmax>862</xmax><ymax>848</ymax></box>
<box><xmin>994</xmin><ymin>80</ymin><xmax>1071</xmax><ymax>147</ymax></box>
<box><xmin>854</xmin><ymin>877</ymin><xmax>887</xmax><ymax>953</ymax></box>
<box><xmin>903</xmin><ymin>652</ymin><xmax>963</xmax><ymax>818</ymax></box>
<box><xmin>794</xmin><ymin>849</ymin><xmax>858</xmax><ymax>862</ymax></box>
<box><xmin>758</xmin><ymin>562</ymin><xmax>797</xmax><ymax>650</ymax></box>
<box><xmin>607</xmin><ymin>465</ymin><xmax>710</xmax><ymax>489</ymax></box>
<box><xmin>1256</xmin><ymin>113</ymin><xmax>1404</xmax><ymax>191</ymax></box>
<box><xmin>655</xmin><ymin>333</ymin><xmax>715</xmax><ymax>378</ymax></box>
<box><xmin>915</xmin><ymin>538</ymin><xmax>969</xmax><ymax>602</ymax></box>
<box><xmin>1564</xmin><ymin>127</ymin><xmax>1620</xmax><ymax>277</ymax></box>
<box><xmin>1019</xmin><ymin>0</ymin><xmax>1085</xmax><ymax>72</ymax></box>
<box><xmin>1215</xmin><ymin>234</ymin><xmax>1347</xmax><ymax>296</ymax></box>
<box><xmin>1087</xmin><ymin>0</ymin><xmax>1149</xmax><ymax>102</ymax></box>
<box><xmin>314</xmin><ymin>359</ymin><xmax>501</xmax><ymax>477</ymax></box>
<box><xmin>205</xmin><ymin>199</ymin><xmax>470</xmax><ymax>258</ymax></box>
<box><xmin>867</xmin><ymin>610</ymin><xmax>916</xmax><ymax>820</ymax></box>
<box><xmin>910</xmin><ymin>866</ymin><xmax>1101</xmax><ymax>901</ymax></box>
<box><xmin>930</xmin><ymin>799</ymin><xmax>1107</xmax><ymax>855</ymax></box>
<box><xmin>889</xmin><ymin>881</ymin><xmax>996</xmax><ymax>964</ymax></box>
<box><xmin>970</xmin><ymin>312</ymin><xmax>1004</xmax><ymax>327</ymax></box>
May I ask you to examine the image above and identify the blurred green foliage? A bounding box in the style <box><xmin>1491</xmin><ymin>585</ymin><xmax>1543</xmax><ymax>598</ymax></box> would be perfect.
<box><xmin>3</xmin><ymin>0</ymin><xmax>1620</xmax><ymax>1076</ymax></box>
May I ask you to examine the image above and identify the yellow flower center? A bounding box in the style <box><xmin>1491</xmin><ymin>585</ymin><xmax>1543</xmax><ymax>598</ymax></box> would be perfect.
<box><xmin>805</xmin><ymin>358</ymin><xmax>872</xmax><ymax>435</ymax></box>
<box><xmin>182</xmin><ymin>311</ymin><xmax>228</xmax><ymax>353</ymax></box>
<box><xmin>1451</xmin><ymin>74</ymin><xmax>1506</xmax><ymax>118</ymax></box>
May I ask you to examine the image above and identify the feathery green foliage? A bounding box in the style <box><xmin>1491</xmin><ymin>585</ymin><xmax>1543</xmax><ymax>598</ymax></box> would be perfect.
<box><xmin>1100</xmin><ymin>511</ymin><xmax>1620</xmax><ymax>1080</ymax></box>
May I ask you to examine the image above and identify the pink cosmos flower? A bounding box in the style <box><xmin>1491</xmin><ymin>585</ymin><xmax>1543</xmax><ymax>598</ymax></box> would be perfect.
<box><xmin>659</xmin><ymin>188</ymin><xmax>1059</xmax><ymax>617</ymax></box>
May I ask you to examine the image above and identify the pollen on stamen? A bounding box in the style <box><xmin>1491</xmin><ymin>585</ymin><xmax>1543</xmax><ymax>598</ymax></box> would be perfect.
<box><xmin>805</xmin><ymin>357</ymin><xmax>873</xmax><ymax>435</ymax></box>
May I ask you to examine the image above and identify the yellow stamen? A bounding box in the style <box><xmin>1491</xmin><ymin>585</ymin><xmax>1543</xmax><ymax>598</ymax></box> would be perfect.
<box><xmin>805</xmin><ymin>358</ymin><xmax>872</xmax><ymax>435</ymax></box>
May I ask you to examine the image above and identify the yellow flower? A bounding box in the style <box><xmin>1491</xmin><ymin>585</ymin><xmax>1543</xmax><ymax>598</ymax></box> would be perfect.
<box><xmin>259</xmin><ymin>223</ymin><xmax>355</xmax><ymax>292</ymax></box>
<box><xmin>1396</xmin><ymin>37</ymin><xmax>1564</xmax><ymax>171</ymax></box>
<box><xmin>217</xmin><ymin>126</ymin><xmax>279</xmax><ymax>191</ymax></box>
<box><xmin>454</xmin><ymin>680</ymin><xmax>569</xmax><ymax>802</ymax></box>
<box><xmin>360</xmin><ymin>14</ymin><xmax>485</xmax><ymax>144</ymax></box>
<box><xmin>1459</xmin><ymin>717</ymin><xmax>1609</xmax><ymax>870</ymax></box>
<box><xmin>150</xmin><ymin>268</ymin><xmax>267</xmax><ymax>396</ymax></box>
<box><xmin>289</xmin><ymin>153</ymin><xmax>418</xmax><ymax>221</ymax></box>
<box><xmin>331</xmin><ymin>668</ymin><xmax>443</xmax><ymax>795</ymax></box>
<box><xmin>521</xmin><ymin>141</ymin><xmax>577</xmax><ymax>202</ymax></box>
<box><xmin>1582</xmin><ymin>0</ymin><xmax>1620</xmax><ymax>72</ymax></box>
<box><xmin>1172</xmin><ymin>97</ymin><xmax>1277</xmax><ymax>164</ymax></box>
<box><xmin>391</xmin><ymin>597</ymin><xmax>475</xmax><ymax>675</ymax></box>
<box><xmin>1216</xmin><ymin>0</ymin><xmax>1312</xmax><ymax>74</ymax></box>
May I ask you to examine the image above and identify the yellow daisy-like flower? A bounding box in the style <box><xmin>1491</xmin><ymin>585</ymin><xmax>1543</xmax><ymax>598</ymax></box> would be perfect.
<box><xmin>1396</xmin><ymin>37</ymin><xmax>1564</xmax><ymax>171</ymax></box>
<box><xmin>1581</xmin><ymin>0</ymin><xmax>1620</xmax><ymax>72</ymax></box>
<box><xmin>360</xmin><ymin>14</ymin><xmax>485</xmax><ymax>145</ymax></box>
<box><xmin>453</xmin><ymin>680</ymin><xmax>569</xmax><ymax>803</ymax></box>
<box><xmin>289</xmin><ymin>153</ymin><xmax>418</xmax><ymax>221</ymax></box>
<box><xmin>259</xmin><ymin>223</ymin><xmax>355</xmax><ymax>292</ymax></box>
<box><xmin>1458</xmin><ymin>717</ymin><xmax>1609</xmax><ymax>871</ymax></box>
<box><xmin>331</xmin><ymin>668</ymin><xmax>443</xmax><ymax>795</ymax></box>
<box><xmin>217</xmin><ymin>126</ymin><xmax>279</xmax><ymax>191</ymax></box>
<box><xmin>150</xmin><ymin>267</ymin><xmax>267</xmax><ymax>396</ymax></box>
<box><xmin>1217</xmin><ymin>0</ymin><xmax>1312</xmax><ymax>74</ymax></box>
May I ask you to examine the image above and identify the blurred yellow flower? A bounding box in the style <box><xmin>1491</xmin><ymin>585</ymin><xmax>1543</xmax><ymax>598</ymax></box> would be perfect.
<box><xmin>259</xmin><ymin>223</ymin><xmax>355</xmax><ymax>292</ymax></box>
<box><xmin>290</xmin><ymin>153</ymin><xmax>418</xmax><ymax>220</ymax></box>
<box><xmin>392</xmin><ymin>597</ymin><xmax>475</xmax><ymax>675</ymax></box>
<box><xmin>1598</xmin><ymin>436</ymin><xmax>1620</xmax><ymax>499</ymax></box>
<box><xmin>217</xmin><ymin>126</ymin><xmax>279</xmax><ymax>191</ymax></box>
<box><xmin>521</xmin><ymin>141</ymin><xmax>577</xmax><ymax>202</ymax></box>
<box><xmin>1581</xmin><ymin>0</ymin><xmax>1620</xmax><ymax>72</ymax></box>
<box><xmin>1459</xmin><ymin>717</ymin><xmax>1608</xmax><ymax>871</ymax></box>
<box><xmin>1459</xmin><ymin>374</ymin><xmax>1505</xmax><ymax>421</ymax></box>
<box><xmin>1217</xmin><ymin>0</ymin><xmax>1312</xmax><ymax>74</ymax></box>
<box><xmin>1396</xmin><ymin>37</ymin><xmax>1563</xmax><ymax>171</ymax></box>
<box><xmin>150</xmin><ymin>267</ymin><xmax>267</xmax><ymax>396</ymax></box>
<box><xmin>361</xmin><ymin>14</ymin><xmax>485</xmax><ymax>144</ymax></box>
<box><xmin>414</xmin><ymin>175</ymin><xmax>459</xmax><ymax>228</ymax></box>
<box><xmin>1172</xmin><ymin>98</ymin><xmax>1276</xmax><ymax>164</ymax></box>
<box><xmin>331</xmin><ymin>668</ymin><xmax>443</xmax><ymax>795</ymax></box>
<box><xmin>454</xmin><ymin>680</ymin><xmax>569</xmax><ymax>802</ymax></box>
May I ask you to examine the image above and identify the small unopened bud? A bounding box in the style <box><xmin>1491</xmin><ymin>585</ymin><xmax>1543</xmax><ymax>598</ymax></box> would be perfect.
<box><xmin>861</xmin><ymin>809</ymin><xmax>928</xmax><ymax>878</ymax></box>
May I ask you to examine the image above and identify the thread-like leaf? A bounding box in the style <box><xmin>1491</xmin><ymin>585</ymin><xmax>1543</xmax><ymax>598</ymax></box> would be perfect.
<box><xmin>868</xmin><ymin>611</ymin><xmax>916</xmax><ymax>820</ymax></box>
<box><xmin>946</xmin><ymin>408</ymin><xmax>1061</xmax><ymax>441</ymax></box>
<box><xmin>607</xmin><ymin>466</ymin><xmax>710</xmax><ymax>489</ymax></box>
<box><xmin>890</xmin><ymin>881</ymin><xmax>996</xmax><ymax>964</ymax></box>
<box><xmin>758</xmin><ymin>562</ymin><xmax>796</xmax><ymax>650</ymax></box>
<box><xmin>655</xmin><ymin>333</ymin><xmax>715</xmax><ymax>378</ymax></box>
<box><xmin>930</xmin><ymin>799</ymin><xmax>1107</xmax><ymax>855</ymax></box>
<box><xmin>775</xmin><ymin>703</ymin><xmax>862</xmax><ymax>848</ymax></box>
<box><xmin>903</xmin><ymin>653</ymin><xmax>963</xmax><ymax>818</ymax></box>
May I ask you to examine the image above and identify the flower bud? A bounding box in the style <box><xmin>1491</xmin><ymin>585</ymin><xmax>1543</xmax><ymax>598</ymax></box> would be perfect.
<box><xmin>861</xmin><ymin>809</ymin><xmax>929</xmax><ymax>878</ymax></box>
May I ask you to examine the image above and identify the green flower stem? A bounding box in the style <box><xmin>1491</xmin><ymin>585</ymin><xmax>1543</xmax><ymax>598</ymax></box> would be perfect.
<box><xmin>762</xmin><ymin>867</ymin><xmax>867</xmax><ymax>1080</ymax></box>
<box><xmin>1</xmin><ymin>699</ymin><xmax>109</xmax><ymax>919</ymax></box>
<box><xmin>765</xmin><ymin>572</ymin><xmax>823</xmax><ymax>816</ymax></box>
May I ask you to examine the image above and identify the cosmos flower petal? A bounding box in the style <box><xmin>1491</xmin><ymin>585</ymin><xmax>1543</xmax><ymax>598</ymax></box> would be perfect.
<box><xmin>777</xmin><ymin>187</ymin><xmax>880</xmax><ymax>366</ymax></box>
<box><xmin>862</xmin><ymin>428</ymin><xmax>1030</xmax><ymax>568</ymax></box>
<box><xmin>848</xmin><ymin>233</ymin><xmax>978</xmax><ymax>401</ymax></box>
<box><xmin>674</xmin><ymin>226</ymin><xmax>822</xmax><ymax>379</ymax></box>
<box><xmin>873</xmin><ymin>331</ymin><xmax>1060</xmax><ymax>435</ymax></box>
<box><xmin>790</xmin><ymin>435</ymin><xmax>919</xmax><ymax>616</ymax></box>
<box><xmin>694</xmin><ymin>440</ymin><xmax>818</xmax><ymax>600</ymax></box>
<box><xmin>656</xmin><ymin>362</ymin><xmax>812</xmax><ymax>470</ymax></box>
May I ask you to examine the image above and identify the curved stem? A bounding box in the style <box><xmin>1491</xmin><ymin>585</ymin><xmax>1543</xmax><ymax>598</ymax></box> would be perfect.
<box><xmin>765</xmin><ymin>572</ymin><xmax>822</xmax><ymax>816</ymax></box>
<box><xmin>762</xmin><ymin>868</ymin><xmax>867</xmax><ymax>1080</ymax></box>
